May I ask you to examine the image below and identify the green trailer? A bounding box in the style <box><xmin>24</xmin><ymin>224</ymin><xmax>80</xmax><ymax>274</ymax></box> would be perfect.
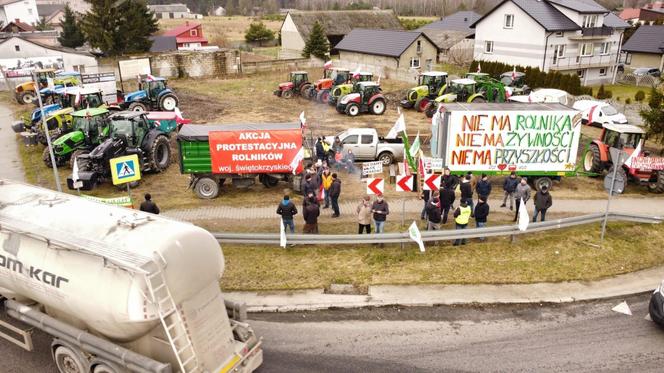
<box><xmin>177</xmin><ymin>123</ymin><xmax>308</xmax><ymax>199</ymax></box>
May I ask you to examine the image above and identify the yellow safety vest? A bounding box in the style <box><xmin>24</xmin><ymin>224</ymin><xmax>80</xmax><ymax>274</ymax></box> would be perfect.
<box><xmin>455</xmin><ymin>206</ymin><xmax>471</xmax><ymax>225</ymax></box>
<box><xmin>322</xmin><ymin>142</ymin><xmax>330</xmax><ymax>152</ymax></box>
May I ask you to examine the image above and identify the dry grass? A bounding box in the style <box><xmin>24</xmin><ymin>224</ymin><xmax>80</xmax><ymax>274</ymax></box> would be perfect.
<box><xmin>157</xmin><ymin>16</ymin><xmax>282</xmax><ymax>44</ymax></box>
<box><xmin>218</xmin><ymin>222</ymin><xmax>664</xmax><ymax>291</ymax></box>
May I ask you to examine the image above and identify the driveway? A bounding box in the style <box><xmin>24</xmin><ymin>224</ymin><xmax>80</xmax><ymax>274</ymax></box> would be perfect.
<box><xmin>0</xmin><ymin>102</ymin><xmax>24</xmax><ymax>181</ymax></box>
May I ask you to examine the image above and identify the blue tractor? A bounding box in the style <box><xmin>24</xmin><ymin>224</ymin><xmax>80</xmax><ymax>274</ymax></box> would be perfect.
<box><xmin>121</xmin><ymin>76</ymin><xmax>179</xmax><ymax>112</ymax></box>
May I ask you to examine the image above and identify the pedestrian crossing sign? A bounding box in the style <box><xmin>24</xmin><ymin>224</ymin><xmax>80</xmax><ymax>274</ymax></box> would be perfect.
<box><xmin>110</xmin><ymin>154</ymin><xmax>141</xmax><ymax>185</ymax></box>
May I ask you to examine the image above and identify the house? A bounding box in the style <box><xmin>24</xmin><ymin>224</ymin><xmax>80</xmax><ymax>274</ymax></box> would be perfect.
<box><xmin>0</xmin><ymin>30</ymin><xmax>59</xmax><ymax>46</ymax></box>
<box><xmin>1</xmin><ymin>19</ymin><xmax>36</xmax><ymax>33</ymax></box>
<box><xmin>335</xmin><ymin>29</ymin><xmax>438</xmax><ymax>74</ymax></box>
<box><xmin>420</xmin><ymin>10</ymin><xmax>481</xmax><ymax>35</ymax></box>
<box><xmin>148</xmin><ymin>3</ymin><xmax>195</xmax><ymax>20</ymax></box>
<box><xmin>213</xmin><ymin>6</ymin><xmax>226</xmax><ymax>16</ymax></box>
<box><xmin>619</xmin><ymin>8</ymin><xmax>642</xmax><ymax>24</ymax></box>
<box><xmin>621</xmin><ymin>25</ymin><xmax>664</xmax><ymax>71</ymax></box>
<box><xmin>0</xmin><ymin>0</ymin><xmax>39</xmax><ymax>25</ymax></box>
<box><xmin>280</xmin><ymin>10</ymin><xmax>403</xmax><ymax>58</ymax></box>
<box><xmin>472</xmin><ymin>0</ymin><xmax>630</xmax><ymax>85</ymax></box>
<box><xmin>640</xmin><ymin>6</ymin><xmax>664</xmax><ymax>23</ymax></box>
<box><xmin>36</xmin><ymin>0</ymin><xmax>88</xmax><ymax>14</ymax></box>
<box><xmin>418</xmin><ymin>11</ymin><xmax>481</xmax><ymax>63</ymax></box>
<box><xmin>162</xmin><ymin>22</ymin><xmax>208</xmax><ymax>49</ymax></box>
<box><xmin>0</xmin><ymin>36</ymin><xmax>98</xmax><ymax>73</ymax></box>
<box><xmin>617</xmin><ymin>2</ymin><xmax>664</xmax><ymax>25</ymax></box>
<box><xmin>36</xmin><ymin>3</ymin><xmax>65</xmax><ymax>29</ymax></box>
<box><xmin>149</xmin><ymin>35</ymin><xmax>178</xmax><ymax>53</ymax></box>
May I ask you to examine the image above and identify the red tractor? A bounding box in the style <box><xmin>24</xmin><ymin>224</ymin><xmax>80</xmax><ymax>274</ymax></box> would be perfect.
<box><xmin>335</xmin><ymin>81</ymin><xmax>386</xmax><ymax>117</ymax></box>
<box><xmin>583</xmin><ymin>123</ymin><xmax>664</xmax><ymax>193</ymax></box>
<box><xmin>274</xmin><ymin>71</ymin><xmax>312</xmax><ymax>99</ymax></box>
<box><xmin>305</xmin><ymin>67</ymin><xmax>351</xmax><ymax>103</ymax></box>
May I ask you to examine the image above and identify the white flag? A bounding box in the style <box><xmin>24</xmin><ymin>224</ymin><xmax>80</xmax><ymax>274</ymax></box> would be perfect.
<box><xmin>387</xmin><ymin>114</ymin><xmax>406</xmax><ymax>139</ymax></box>
<box><xmin>408</xmin><ymin>221</ymin><xmax>426</xmax><ymax>252</ymax></box>
<box><xmin>280</xmin><ymin>218</ymin><xmax>287</xmax><ymax>248</ymax></box>
<box><xmin>623</xmin><ymin>140</ymin><xmax>642</xmax><ymax>168</ymax></box>
<box><xmin>299</xmin><ymin>111</ymin><xmax>306</xmax><ymax>127</ymax></box>
<box><xmin>290</xmin><ymin>147</ymin><xmax>304</xmax><ymax>175</ymax></box>
<box><xmin>431</xmin><ymin>103</ymin><xmax>441</xmax><ymax>125</ymax></box>
<box><xmin>72</xmin><ymin>156</ymin><xmax>80</xmax><ymax>183</ymax></box>
<box><xmin>409</xmin><ymin>131</ymin><xmax>421</xmax><ymax>157</ymax></box>
<box><xmin>174</xmin><ymin>106</ymin><xmax>184</xmax><ymax>120</ymax></box>
<box><xmin>518</xmin><ymin>197</ymin><xmax>529</xmax><ymax>231</ymax></box>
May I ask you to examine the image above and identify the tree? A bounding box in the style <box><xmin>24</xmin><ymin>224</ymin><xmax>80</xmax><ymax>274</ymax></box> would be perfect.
<box><xmin>244</xmin><ymin>22</ymin><xmax>275</xmax><ymax>45</ymax></box>
<box><xmin>121</xmin><ymin>0</ymin><xmax>159</xmax><ymax>54</ymax></box>
<box><xmin>58</xmin><ymin>4</ymin><xmax>85</xmax><ymax>48</ymax></box>
<box><xmin>35</xmin><ymin>17</ymin><xmax>52</xmax><ymax>31</ymax></box>
<box><xmin>302</xmin><ymin>21</ymin><xmax>329</xmax><ymax>60</ymax></box>
<box><xmin>640</xmin><ymin>86</ymin><xmax>664</xmax><ymax>147</ymax></box>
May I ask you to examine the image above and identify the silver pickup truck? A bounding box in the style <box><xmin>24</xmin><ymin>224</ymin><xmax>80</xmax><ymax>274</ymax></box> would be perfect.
<box><xmin>325</xmin><ymin>128</ymin><xmax>404</xmax><ymax>165</ymax></box>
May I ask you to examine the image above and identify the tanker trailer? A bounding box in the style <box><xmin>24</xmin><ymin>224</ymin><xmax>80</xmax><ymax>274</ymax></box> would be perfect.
<box><xmin>0</xmin><ymin>179</ymin><xmax>263</xmax><ymax>373</ymax></box>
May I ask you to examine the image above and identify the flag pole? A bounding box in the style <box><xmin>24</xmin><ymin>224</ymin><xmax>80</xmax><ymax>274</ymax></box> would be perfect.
<box><xmin>34</xmin><ymin>71</ymin><xmax>62</xmax><ymax>192</ymax></box>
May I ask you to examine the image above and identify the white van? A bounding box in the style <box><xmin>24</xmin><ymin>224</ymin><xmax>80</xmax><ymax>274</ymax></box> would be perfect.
<box><xmin>572</xmin><ymin>99</ymin><xmax>627</xmax><ymax>127</ymax></box>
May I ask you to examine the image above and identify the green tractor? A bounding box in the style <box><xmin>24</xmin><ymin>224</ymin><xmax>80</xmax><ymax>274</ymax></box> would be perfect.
<box><xmin>500</xmin><ymin>71</ymin><xmax>531</xmax><ymax>95</ymax></box>
<box><xmin>400</xmin><ymin>71</ymin><xmax>448</xmax><ymax>112</ymax></box>
<box><xmin>43</xmin><ymin>107</ymin><xmax>111</xmax><ymax>168</ymax></box>
<box><xmin>328</xmin><ymin>71</ymin><xmax>374</xmax><ymax>107</ymax></box>
<box><xmin>425</xmin><ymin>78</ymin><xmax>504</xmax><ymax>118</ymax></box>
<box><xmin>465</xmin><ymin>72</ymin><xmax>491</xmax><ymax>82</ymax></box>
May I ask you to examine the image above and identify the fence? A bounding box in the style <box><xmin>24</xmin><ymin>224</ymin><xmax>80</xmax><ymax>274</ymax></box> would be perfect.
<box><xmin>213</xmin><ymin>212</ymin><xmax>662</xmax><ymax>246</ymax></box>
<box><xmin>617</xmin><ymin>73</ymin><xmax>661</xmax><ymax>87</ymax></box>
<box><xmin>239</xmin><ymin>57</ymin><xmax>321</xmax><ymax>74</ymax></box>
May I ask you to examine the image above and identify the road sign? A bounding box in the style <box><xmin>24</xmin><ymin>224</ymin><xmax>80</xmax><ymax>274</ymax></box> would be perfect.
<box><xmin>604</xmin><ymin>166</ymin><xmax>625</xmax><ymax>195</ymax></box>
<box><xmin>363</xmin><ymin>161</ymin><xmax>383</xmax><ymax>175</ymax></box>
<box><xmin>430</xmin><ymin>158</ymin><xmax>444</xmax><ymax>170</ymax></box>
<box><xmin>110</xmin><ymin>154</ymin><xmax>141</xmax><ymax>185</ymax></box>
<box><xmin>423</xmin><ymin>173</ymin><xmax>440</xmax><ymax>191</ymax></box>
<box><xmin>366</xmin><ymin>178</ymin><xmax>384</xmax><ymax>195</ymax></box>
<box><xmin>396</xmin><ymin>174</ymin><xmax>414</xmax><ymax>192</ymax></box>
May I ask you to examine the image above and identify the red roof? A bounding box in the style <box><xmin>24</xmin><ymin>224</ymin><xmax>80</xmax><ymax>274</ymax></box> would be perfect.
<box><xmin>163</xmin><ymin>22</ymin><xmax>201</xmax><ymax>37</ymax></box>
<box><xmin>175</xmin><ymin>36</ymin><xmax>208</xmax><ymax>44</ymax></box>
<box><xmin>1</xmin><ymin>19</ymin><xmax>35</xmax><ymax>32</ymax></box>
<box><xmin>619</xmin><ymin>8</ymin><xmax>641</xmax><ymax>20</ymax></box>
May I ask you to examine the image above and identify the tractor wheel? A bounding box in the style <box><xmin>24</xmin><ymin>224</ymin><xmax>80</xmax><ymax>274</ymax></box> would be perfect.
<box><xmin>282</xmin><ymin>90</ymin><xmax>294</xmax><ymax>99</ymax></box>
<box><xmin>378</xmin><ymin>152</ymin><xmax>394</xmax><ymax>166</ymax></box>
<box><xmin>346</xmin><ymin>103</ymin><xmax>360</xmax><ymax>117</ymax></box>
<box><xmin>148</xmin><ymin>136</ymin><xmax>171</xmax><ymax>172</ymax></box>
<box><xmin>261</xmin><ymin>175</ymin><xmax>280</xmax><ymax>188</ymax></box>
<box><xmin>128</xmin><ymin>102</ymin><xmax>148</xmax><ymax>112</ymax></box>
<box><xmin>370</xmin><ymin>99</ymin><xmax>386</xmax><ymax>115</ymax></box>
<box><xmin>317</xmin><ymin>90</ymin><xmax>330</xmax><ymax>103</ymax></box>
<box><xmin>42</xmin><ymin>147</ymin><xmax>54</xmax><ymax>168</ymax></box>
<box><xmin>424</xmin><ymin>102</ymin><xmax>437</xmax><ymax>118</ymax></box>
<box><xmin>471</xmin><ymin>97</ymin><xmax>486</xmax><ymax>103</ymax></box>
<box><xmin>19</xmin><ymin>91</ymin><xmax>37</xmax><ymax>105</ymax></box>
<box><xmin>535</xmin><ymin>177</ymin><xmax>553</xmax><ymax>191</ymax></box>
<box><xmin>583</xmin><ymin>144</ymin><xmax>603</xmax><ymax>176</ymax></box>
<box><xmin>647</xmin><ymin>171</ymin><xmax>664</xmax><ymax>194</ymax></box>
<box><xmin>415</xmin><ymin>97</ymin><xmax>430</xmax><ymax>112</ymax></box>
<box><xmin>12</xmin><ymin>121</ymin><xmax>24</xmax><ymax>133</ymax></box>
<box><xmin>195</xmin><ymin>177</ymin><xmax>219</xmax><ymax>199</ymax></box>
<box><xmin>159</xmin><ymin>94</ymin><xmax>178</xmax><ymax>111</ymax></box>
<box><xmin>300</xmin><ymin>83</ymin><xmax>312</xmax><ymax>97</ymax></box>
<box><xmin>69</xmin><ymin>149</ymin><xmax>88</xmax><ymax>169</ymax></box>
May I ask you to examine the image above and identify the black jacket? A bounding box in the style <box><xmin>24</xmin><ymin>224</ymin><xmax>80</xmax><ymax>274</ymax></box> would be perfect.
<box><xmin>534</xmin><ymin>191</ymin><xmax>553</xmax><ymax>210</ymax></box>
<box><xmin>315</xmin><ymin>141</ymin><xmax>325</xmax><ymax>157</ymax></box>
<box><xmin>303</xmin><ymin>180</ymin><xmax>316</xmax><ymax>197</ymax></box>
<box><xmin>426</xmin><ymin>201</ymin><xmax>442</xmax><ymax>224</ymax></box>
<box><xmin>277</xmin><ymin>201</ymin><xmax>298</xmax><ymax>219</ymax></box>
<box><xmin>140</xmin><ymin>201</ymin><xmax>160</xmax><ymax>214</ymax></box>
<box><xmin>474</xmin><ymin>202</ymin><xmax>490</xmax><ymax>223</ymax></box>
<box><xmin>329</xmin><ymin>179</ymin><xmax>341</xmax><ymax>198</ymax></box>
<box><xmin>460</xmin><ymin>181</ymin><xmax>473</xmax><ymax>199</ymax></box>
<box><xmin>371</xmin><ymin>200</ymin><xmax>389</xmax><ymax>221</ymax></box>
<box><xmin>440</xmin><ymin>188</ymin><xmax>455</xmax><ymax>208</ymax></box>
<box><xmin>303</xmin><ymin>202</ymin><xmax>320</xmax><ymax>224</ymax></box>
<box><xmin>476</xmin><ymin>180</ymin><xmax>492</xmax><ymax>197</ymax></box>
<box><xmin>503</xmin><ymin>176</ymin><xmax>519</xmax><ymax>193</ymax></box>
<box><xmin>443</xmin><ymin>174</ymin><xmax>459</xmax><ymax>190</ymax></box>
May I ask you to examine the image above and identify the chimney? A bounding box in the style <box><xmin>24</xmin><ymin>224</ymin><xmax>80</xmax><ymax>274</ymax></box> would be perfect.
<box><xmin>15</xmin><ymin>18</ymin><xmax>19</xmax><ymax>23</ymax></box>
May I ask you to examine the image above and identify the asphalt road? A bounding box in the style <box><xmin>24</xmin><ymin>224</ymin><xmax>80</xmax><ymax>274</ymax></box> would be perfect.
<box><xmin>3</xmin><ymin>294</ymin><xmax>664</xmax><ymax>373</ymax></box>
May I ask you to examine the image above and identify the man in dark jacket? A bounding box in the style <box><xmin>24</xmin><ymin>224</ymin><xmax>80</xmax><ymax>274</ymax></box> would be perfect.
<box><xmin>426</xmin><ymin>197</ymin><xmax>442</xmax><ymax>230</ymax></box>
<box><xmin>440</xmin><ymin>185</ymin><xmax>455</xmax><ymax>224</ymax></box>
<box><xmin>276</xmin><ymin>194</ymin><xmax>298</xmax><ymax>233</ymax></box>
<box><xmin>371</xmin><ymin>194</ymin><xmax>389</xmax><ymax>234</ymax></box>
<box><xmin>303</xmin><ymin>197</ymin><xmax>320</xmax><ymax>233</ymax></box>
<box><xmin>476</xmin><ymin>173</ymin><xmax>492</xmax><ymax>201</ymax></box>
<box><xmin>315</xmin><ymin>138</ymin><xmax>325</xmax><ymax>161</ymax></box>
<box><xmin>460</xmin><ymin>174</ymin><xmax>474</xmax><ymax>217</ymax></box>
<box><xmin>533</xmin><ymin>186</ymin><xmax>553</xmax><ymax>222</ymax></box>
<box><xmin>474</xmin><ymin>196</ymin><xmax>490</xmax><ymax>241</ymax></box>
<box><xmin>501</xmin><ymin>171</ymin><xmax>519</xmax><ymax>210</ymax></box>
<box><xmin>420</xmin><ymin>189</ymin><xmax>431</xmax><ymax>220</ymax></box>
<box><xmin>329</xmin><ymin>173</ymin><xmax>342</xmax><ymax>217</ymax></box>
<box><xmin>302</xmin><ymin>174</ymin><xmax>316</xmax><ymax>198</ymax></box>
<box><xmin>442</xmin><ymin>168</ymin><xmax>459</xmax><ymax>191</ymax></box>
<box><xmin>139</xmin><ymin>193</ymin><xmax>160</xmax><ymax>214</ymax></box>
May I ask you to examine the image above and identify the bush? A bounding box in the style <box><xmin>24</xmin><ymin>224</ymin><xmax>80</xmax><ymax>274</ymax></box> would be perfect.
<box><xmin>244</xmin><ymin>22</ymin><xmax>275</xmax><ymax>45</ymax></box>
<box><xmin>635</xmin><ymin>90</ymin><xmax>646</xmax><ymax>102</ymax></box>
<box><xmin>626</xmin><ymin>98</ymin><xmax>632</xmax><ymax>104</ymax></box>
<box><xmin>400</xmin><ymin>18</ymin><xmax>433</xmax><ymax>30</ymax></box>
<box><xmin>260</xmin><ymin>14</ymin><xmax>285</xmax><ymax>22</ymax></box>
<box><xmin>595</xmin><ymin>84</ymin><xmax>605</xmax><ymax>99</ymax></box>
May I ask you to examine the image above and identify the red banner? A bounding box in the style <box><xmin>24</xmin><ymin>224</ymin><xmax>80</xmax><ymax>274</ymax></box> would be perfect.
<box><xmin>209</xmin><ymin>129</ymin><xmax>302</xmax><ymax>174</ymax></box>
<box><xmin>631</xmin><ymin>156</ymin><xmax>664</xmax><ymax>171</ymax></box>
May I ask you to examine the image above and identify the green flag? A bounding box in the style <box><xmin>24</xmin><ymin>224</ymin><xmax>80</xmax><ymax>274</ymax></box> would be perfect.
<box><xmin>409</xmin><ymin>131</ymin><xmax>420</xmax><ymax>158</ymax></box>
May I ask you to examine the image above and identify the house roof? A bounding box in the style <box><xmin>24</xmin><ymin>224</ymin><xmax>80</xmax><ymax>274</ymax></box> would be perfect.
<box><xmin>547</xmin><ymin>0</ymin><xmax>607</xmax><ymax>14</ymax></box>
<box><xmin>471</xmin><ymin>0</ymin><xmax>581</xmax><ymax>32</ymax></box>
<box><xmin>334</xmin><ymin>29</ymin><xmax>434</xmax><ymax>58</ymax></box>
<box><xmin>619</xmin><ymin>8</ymin><xmax>641</xmax><ymax>20</ymax></box>
<box><xmin>149</xmin><ymin>35</ymin><xmax>177</xmax><ymax>52</ymax></box>
<box><xmin>603</xmin><ymin>13</ymin><xmax>630</xmax><ymax>29</ymax></box>
<box><xmin>163</xmin><ymin>22</ymin><xmax>201</xmax><ymax>36</ymax></box>
<box><xmin>286</xmin><ymin>10</ymin><xmax>402</xmax><ymax>41</ymax></box>
<box><xmin>37</xmin><ymin>4</ymin><xmax>64</xmax><ymax>18</ymax></box>
<box><xmin>175</xmin><ymin>36</ymin><xmax>208</xmax><ymax>44</ymax></box>
<box><xmin>148</xmin><ymin>3</ymin><xmax>189</xmax><ymax>13</ymax></box>
<box><xmin>0</xmin><ymin>36</ymin><xmax>95</xmax><ymax>57</ymax></box>
<box><xmin>1</xmin><ymin>20</ymin><xmax>35</xmax><ymax>32</ymax></box>
<box><xmin>420</xmin><ymin>29</ymin><xmax>469</xmax><ymax>50</ymax></box>
<box><xmin>622</xmin><ymin>25</ymin><xmax>664</xmax><ymax>54</ymax></box>
<box><xmin>419</xmin><ymin>11</ymin><xmax>480</xmax><ymax>34</ymax></box>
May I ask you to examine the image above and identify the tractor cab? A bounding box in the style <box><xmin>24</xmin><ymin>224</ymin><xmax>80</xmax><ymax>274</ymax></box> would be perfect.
<box><xmin>600</xmin><ymin>123</ymin><xmax>643</xmax><ymax>151</ymax></box>
<box><xmin>465</xmin><ymin>72</ymin><xmax>490</xmax><ymax>82</ymax></box>
<box><xmin>401</xmin><ymin>71</ymin><xmax>448</xmax><ymax>111</ymax></box>
<box><xmin>328</xmin><ymin>72</ymin><xmax>374</xmax><ymax>106</ymax></box>
<box><xmin>139</xmin><ymin>78</ymin><xmax>168</xmax><ymax>100</ymax></box>
<box><xmin>274</xmin><ymin>71</ymin><xmax>311</xmax><ymax>98</ymax></box>
<box><xmin>62</xmin><ymin>87</ymin><xmax>105</xmax><ymax>110</ymax></box>
<box><xmin>445</xmin><ymin>78</ymin><xmax>477</xmax><ymax>101</ymax></box>
<box><xmin>352</xmin><ymin>72</ymin><xmax>373</xmax><ymax>83</ymax></box>
<box><xmin>290</xmin><ymin>71</ymin><xmax>309</xmax><ymax>88</ymax></box>
<box><xmin>122</xmin><ymin>76</ymin><xmax>178</xmax><ymax>112</ymax></box>
<box><xmin>500</xmin><ymin>71</ymin><xmax>530</xmax><ymax>95</ymax></box>
<box><xmin>108</xmin><ymin>112</ymin><xmax>151</xmax><ymax>148</ymax></box>
<box><xmin>71</xmin><ymin>108</ymin><xmax>110</xmax><ymax>145</ymax></box>
<box><xmin>323</xmin><ymin>68</ymin><xmax>350</xmax><ymax>86</ymax></box>
<box><xmin>419</xmin><ymin>71</ymin><xmax>448</xmax><ymax>93</ymax></box>
<box><xmin>356</xmin><ymin>81</ymin><xmax>382</xmax><ymax>99</ymax></box>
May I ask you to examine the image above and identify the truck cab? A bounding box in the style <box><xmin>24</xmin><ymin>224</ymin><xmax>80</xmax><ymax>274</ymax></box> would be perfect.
<box><xmin>325</xmin><ymin>128</ymin><xmax>404</xmax><ymax>165</ymax></box>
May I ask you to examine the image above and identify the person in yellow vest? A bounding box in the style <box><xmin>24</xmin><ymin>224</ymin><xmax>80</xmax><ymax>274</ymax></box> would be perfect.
<box><xmin>321</xmin><ymin>167</ymin><xmax>333</xmax><ymax>209</ymax></box>
<box><xmin>453</xmin><ymin>200</ymin><xmax>472</xmax><ymax>246</ymax></box>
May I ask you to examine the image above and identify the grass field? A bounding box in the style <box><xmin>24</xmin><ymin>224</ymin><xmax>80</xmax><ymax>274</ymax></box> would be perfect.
<box><xmin>589</xmin><ymin>83</ymin><xmax>651</xmax><ymax>102</ymax></box>
<box><xmin>157</xmin><ymin>16</ymin><xmax>282</xmax><ymax>46</ymax></box>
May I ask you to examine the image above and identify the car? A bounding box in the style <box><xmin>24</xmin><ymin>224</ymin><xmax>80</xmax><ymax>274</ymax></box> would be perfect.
<box><xmin>572</xmin><ymin>99</ymin><xmax>627</xmax><ymax>127</ymax></box>
<box><xmin>633</xmin><ymin>67</ymin><xmax>661</xmax><ymax>77</ymax></box>
<box><xmin>508</xmin><ymin>88</ymin><xmax>572</xmax><ymax>106</ymax></box>
<box><xmin>650</xmin><ymin>281</ymin><xmax>664</xmax><ymax>327</ymax></box>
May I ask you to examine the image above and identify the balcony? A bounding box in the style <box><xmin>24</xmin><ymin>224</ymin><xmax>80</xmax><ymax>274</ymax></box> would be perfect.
<box><xmin>548</xmin><ymin>53</ymin><xmax>619</xmax><ymax>71</ymax></box>
<box><xmin>568</xmin><ymin>26</ymin><xmax>614</xmax><ymax>40</ymax></box>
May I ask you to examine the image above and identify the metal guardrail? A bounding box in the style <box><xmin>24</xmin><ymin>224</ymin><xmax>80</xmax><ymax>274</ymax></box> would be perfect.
<box><xmin>213</xmin><ymin>213</ymin><xmax>662</xmax><ymax>246</ymax></box>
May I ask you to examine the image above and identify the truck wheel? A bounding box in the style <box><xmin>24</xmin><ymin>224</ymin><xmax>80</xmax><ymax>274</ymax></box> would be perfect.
<box><xmin>282</xmin><ymin>90</ymin><xmax>293</xmax><ymax>99</ymax></box>
<box><xmin>195</xmin><ymin>177</ymin><xmax>219</xmax><ymax>199</ymax></box>
<box><xmin>159</xmin><ymin>94</ymin><xmax>178</xmax><ymax>111</ymax></box>
<box><xmin>19</xmin><ymin>91</ymin><xmax>36</xmax><ymax>105</ymax></box>
<box><xmin>54</xmin><ymin>345</ymin><xmax>86</xmax><ymax>373</ymax></box>
<box><xmin>583</xmin><ymin>144</ymin><xmax>602</xmax><ymax>176</ymax></box>
<box><xmin>378</xmin><ymin>152</ymin><xmax>394</xmax><ymax>166</ymax></box>
<box><xmin>346</xmin><ymin>103</ymin><xmax>360</xmax><ymax>117</ymax></box>
<box><xmin>128</xmin><ymin>102</ymin><xmax>147</xmax><ymax>112</ymax></box>
<box><xmin>317</xmin><ymin>89</ymin><xmax>330</xmax><ymax>103</ymax></box>
<box><xmin>92</xmin><ymin>363</ymin><xmax>118</xmax><ymax>373</ymax></box>
<box><xmin>535</xmin><ymin>177</ymin><xmax>553</xmax><ymax>191</ymax></box>
<box><xmin>69</xmin><ymin>149</ymin><xmax>88</xmax><ymax>169</ymax></box>
<box><xmin>370</xmin><ymin>99</ymin><xmax>386</xmax><ymax>115</ymax></box>
<box><xmin>148</xmin><ymin>136</ymin><xmax>171</xmax><ymax>172</ymax></box>
<box><xmin>11</xmin><ymin>121</ymin><xmax>25</xmax><ymax>133</ymax></box>
<box><xmin>648</xmin><ymin>170</ymin><xmax>664</xmax><ymax>194</ymax></box>
<box><xmin>415</xmin><ymin>97</ymin><xmax>429</xmax><ymax>112</ymax></box>
<box><xmin>261</xmin><ymin>175</ymin><xmax>280</xmax><ymax>187</ymax></box>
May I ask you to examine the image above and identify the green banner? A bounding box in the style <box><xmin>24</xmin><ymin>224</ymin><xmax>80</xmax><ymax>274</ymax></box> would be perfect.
<box><xmin>82</xmin><ymin>194</ymin><xmax>133</xmax><ymax>208</ymax></box>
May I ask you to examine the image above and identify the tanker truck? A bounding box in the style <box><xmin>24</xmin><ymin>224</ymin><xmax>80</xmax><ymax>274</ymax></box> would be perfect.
<box><xmin>0</xmin><ymin>180</ymin><xmax>263</xmax><ymax>373</ymax></box>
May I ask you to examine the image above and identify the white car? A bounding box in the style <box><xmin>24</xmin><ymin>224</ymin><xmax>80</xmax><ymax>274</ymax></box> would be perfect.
<box><xmin>572</xmin><ymin>100</ymin><xmax>627</xmax><ymax>127</ymax></box>
<box><xmin>508</xmin><ymin>88</ymin><xmax>572</xmax><ymax>106</ymax></box>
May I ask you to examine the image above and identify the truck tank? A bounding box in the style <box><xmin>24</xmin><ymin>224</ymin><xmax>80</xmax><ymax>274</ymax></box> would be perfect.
<box><xmin>0</xmin><ymin>180</ymin><xmax>253</xmax><ymax>372</ymax></box>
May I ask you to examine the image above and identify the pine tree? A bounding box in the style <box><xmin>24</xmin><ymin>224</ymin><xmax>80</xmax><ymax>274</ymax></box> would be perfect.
<box><xmin>58</xmin><ymin>4</ymin><xmax>85</xmax><ymax>48</ymax></box>
<box><xmin>121</xmin><ymin>0</ymin><xmax>159</xmax><ymax>54</ymax></box>
<box><xmin>244</xmin><ymin>22</ymin><xmax>275</xmax><ymax>45</ymax></box>
<box><xmin>596</xmin><ymin>84</ymin><xmax>606</xmax><ymax>99</ymax></box>
<box><xmin>302</xmin><ymin>21</ymin><xmax>329</xmax><ymax>60</ymax></box>
<box><xmin>640</xmin><ymin>86</ymin><xmax>664</xmax><ymax>146</ymax></box>
<box><xmin>35</xmin><ymin>17</ymin><xmax>52</xmax><ymax>31</ymax></box>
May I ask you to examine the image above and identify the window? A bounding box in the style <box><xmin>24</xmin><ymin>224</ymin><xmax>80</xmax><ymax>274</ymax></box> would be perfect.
<box><xmin>599</xmin><ymin>68</ymin><xmax>607</xmax><ymax>76</ymax></box>
<box><xmin>14</xmin><ymin>45</ymin><xmax>19</xmax><ymax>51</ymax></box>
<box><xmin>577</xmin><ymin>69</ymin><xmax>585</xmax><ymax>78</ymax></box>
<box><xmin>410</xmin><ymin>57</ymin><xmax>420</xmax><ymax>69</ymax></box>
<box><xmin>361</xmin><ymin>135</ymin><xmax>373</xmax><ymax>144</ymax></box>
<box><xmin>582</xmin><ymin>15</ymin><xmax>597</xmax><ymax>28</ymax></box>
<box><xmin>416</xmin><ymin>40</ymin><xmax>422</xmax><ymax>53</ymax></box>
<box><xmin>625</xmin><ymin>53</ymin><xmax>632</xmax><ymax>65</ymax></box>
<box><xmin>190</xmin><ymin>29</ymin><xmax>198</xmax><ymax>36</ymax></box>
<box><xmin>425</xmin><ymin>58</ymin><xmax>433</xmax><ymax>70</ymax></box>
<box><xmin>342</xmin><ymin>135</ymin><xmax>358</xmax><ymax>145</ymax></box>
<box><xmin>504</xmin><ymin>14</ymin><xmax>514</xmax><ymax>28</ymax></box>
<box><xmin>600</xmin><ymin>42</ymin><xmax>610</xmax><ymax>55</ymax></box>
<box><xmin>580</xmin><ymin>43</ymin><xmax>593</xmax><ymax>57</ymax></box>
<box><xmin>485</xmin><ymin>41</ymin><xmax>494</xmax><ymax>53</ymax></box>
<box><xmin>555</xmin><ymin>31</ymin><xmax>563</xmax><ymax>37</ymax></box>
<box><xmin>556</xmin><ymin>45</ymin><xmax>565</xmax><ymax>57</ymax></box>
